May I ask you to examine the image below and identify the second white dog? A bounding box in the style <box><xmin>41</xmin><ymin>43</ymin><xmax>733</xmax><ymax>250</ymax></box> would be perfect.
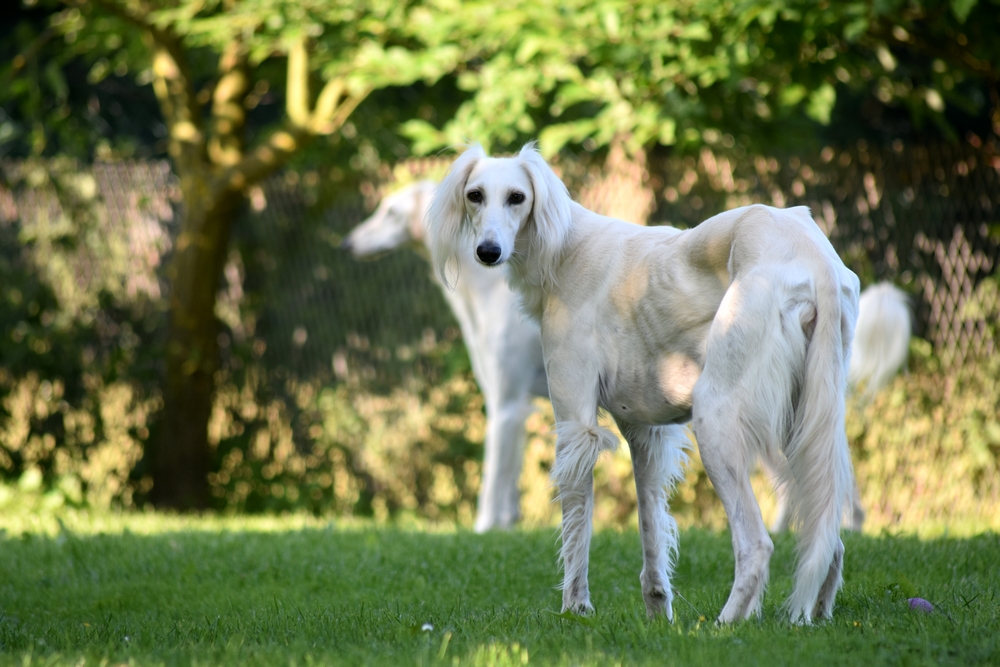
<box><xmin>342</xmin><ymin>181</ymin><xmax>548</xmax><ymax>533</ymax></box>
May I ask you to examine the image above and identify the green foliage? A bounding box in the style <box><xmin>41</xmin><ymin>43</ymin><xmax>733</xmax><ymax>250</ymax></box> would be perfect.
<box><xmin>1</xmin><ymin>2</ymin><xmax>162</xmax><ymax>158</ymax></box>
<box><xmin>0</xmin><ymin>160</ymin><xmax>169</xmax><ymax>508</ymax></box>
<box><xmin>203</xmin><ymin>338</ymin><xmax>486</xmax><ymax>521</ymax></box>
<box><xmin>0</xmin><ymin>516</ymin><xmax>998</xmax><ymax>665</ymax></box>
<box><xmin>146</xmin><ymin>0</ymin><xmax>466</xmax><ymax>90</ymax></box>
<box><xmin>6</xmin><ymin>321</ymin><xmax>999</xmax><ymax>535</ymax></box>
<box><xmin>8</xmin><ymin>0</ymin><xmax>998</xmax><ymax>163</ymax></box>
<box><xmin>1</xmin><ymin>0</ymin><xmax>476</xmax><ymax>162</ymax></box>
<box><xmin>402</xmin><ymin>0</ymin><xmax>1000</xmax><ymax>156</ymax></box>
<box><xmin>846</xmin><ymin>340</ymin><xmax>1000</xmax><ymax>532</ymax></box>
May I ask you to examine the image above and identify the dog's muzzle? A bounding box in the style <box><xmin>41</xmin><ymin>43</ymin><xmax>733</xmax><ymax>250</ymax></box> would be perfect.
<box><xmin>476</xmin><ymin>242</ymin><xmax>502</xmax><ymax>265</ymax></box>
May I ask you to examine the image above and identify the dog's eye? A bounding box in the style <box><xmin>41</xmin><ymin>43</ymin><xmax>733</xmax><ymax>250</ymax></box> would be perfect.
<box><xmin>467</xmin><ymin>190</ymin><xmax>483</xmax><ymax>203</ymax></box>
<box><xmin>508</xmin><ymin>191</ymin><xmax>525</xmax><ymax>205</ymax></box>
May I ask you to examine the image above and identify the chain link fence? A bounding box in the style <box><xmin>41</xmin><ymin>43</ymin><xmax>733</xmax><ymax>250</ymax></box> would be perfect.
<box><xmin>648</xmin><ymin>141</ymin><xmax>1000</xmax><ymax>367</ymax></box>
<box><xmin>240</xmin><ymin>140</ymin><xmax>1000</xmax><ymax>377</ymax></box>
<box><xmin>3</xmin><ymin>140</ymin><xmax>998</xmax><ymax>387</ymax></box>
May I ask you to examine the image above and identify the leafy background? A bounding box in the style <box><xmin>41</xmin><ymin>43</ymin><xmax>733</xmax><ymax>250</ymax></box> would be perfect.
<box><xmin>1</xmin><ymin>0</ymin><xmax>999</xmax><ymax>532</ymax></box>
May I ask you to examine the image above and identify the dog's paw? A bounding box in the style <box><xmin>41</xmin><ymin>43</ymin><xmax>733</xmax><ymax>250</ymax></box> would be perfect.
<box><xmin>643</xmin><ymin>588</ymin><xmax>674</xmax><ymax>621</ymax></box>
<box><xmin>562</xmin><ymin>599</ymin><xmax>595</xmax><ymax>616</ymax></box>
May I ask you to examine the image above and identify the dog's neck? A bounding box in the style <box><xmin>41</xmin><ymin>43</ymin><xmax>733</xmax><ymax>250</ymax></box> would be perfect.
<box><xmin>505</xmin><ymin>209</ymin><xmax>575</xmax><ymax>322</ymax></box>
<box><xmin>504</xmin><ymin>253</ymin><xmax>546</xmax><ymax>322</ymax></box>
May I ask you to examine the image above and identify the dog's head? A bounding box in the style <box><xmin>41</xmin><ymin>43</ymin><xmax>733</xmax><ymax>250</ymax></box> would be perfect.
<box><xmin>341</xmin><ymin>180</ymin><xmax>436</xmax><ymax>257</ymax></box>
<box><xmin>428</xmin><ymin>144</ymin><xmax>572</xmax><ymax>287</ymax></box>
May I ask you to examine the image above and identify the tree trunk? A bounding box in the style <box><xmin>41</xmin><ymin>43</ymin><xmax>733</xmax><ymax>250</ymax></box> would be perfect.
<box><xmin>134</xmin><ymin>28</ymin><xmax>362</xmax><ymax>509</ymax></box>
<box><xmin>150</xmin><ymin>176</ymin><xmax>243</xmax><ymax>509</ymax></box>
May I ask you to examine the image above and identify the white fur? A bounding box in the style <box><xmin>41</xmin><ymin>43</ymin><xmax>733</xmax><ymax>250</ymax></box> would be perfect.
<box><xmin>343</xmin><ymin>180</ymin><xmax>548</xmax><ymax>532</ymax></box>
<box><xmin>849</xmin><ymin>283</ymin><xmax>911</xmax><ymax>395</ymax></box>
<box><xmin>429</xmin><ymin>144</ymin><xmax>861</xmax><ymax>625</ymax></box>
<box><xmin>769</xmin><ymin>281</ymin><xmax>911</xmax><ymax>533</ymax></box>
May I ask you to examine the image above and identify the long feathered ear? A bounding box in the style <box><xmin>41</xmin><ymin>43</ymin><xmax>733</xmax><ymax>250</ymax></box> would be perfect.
<box><xmin>517</xmin><ymin>143</ymin><xmax>573</xmax><ymax>285</ymax></box>
<box><xmin>427</xmin><ymin>145</ymin><xmax>486</xmax><ymax>288</ymax></box>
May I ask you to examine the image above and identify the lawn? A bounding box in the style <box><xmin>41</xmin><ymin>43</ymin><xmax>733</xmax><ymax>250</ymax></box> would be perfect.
<box><xmin>1</xmin><ymin>512</ymin><xmax>998</xmax><ymax>667</ymax></box>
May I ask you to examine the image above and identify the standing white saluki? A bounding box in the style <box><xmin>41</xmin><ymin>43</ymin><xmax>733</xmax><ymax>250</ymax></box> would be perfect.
<box><xmin>429</xmin><ymin>144</ymin><xmax>861</xmax><ymax>624</ymax></box>
<box><xmin>341</xmin><ymin>181</ymin><xmax>548</xmax><ymax>532</ymax></box>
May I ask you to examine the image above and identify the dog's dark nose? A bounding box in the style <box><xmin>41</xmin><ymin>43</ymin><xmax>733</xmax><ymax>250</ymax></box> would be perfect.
<box><xmin>476</xmin><ymin>242</ymin><xmax>502</xmax><ymax>265</ymax></box>
<box><xmin>340</xmin><ymin>237</ymin><xmax>354</xmax><ymax>253</ymax></box>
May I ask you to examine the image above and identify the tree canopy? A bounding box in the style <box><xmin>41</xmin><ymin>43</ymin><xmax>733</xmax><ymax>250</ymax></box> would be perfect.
<box><xmin>3</xmin><ymin>0</ymin><xmax>488</xmax><ymax>508</ymax></box>
<box><xmin>399</xmin><ymin>0</ymin><xmax>1000</xmax><ymax>156</ymax></box>
<box><xmin>5</xmin><ymin>0</ymin><xmax>998</xmax><ymax>166</ymax></box>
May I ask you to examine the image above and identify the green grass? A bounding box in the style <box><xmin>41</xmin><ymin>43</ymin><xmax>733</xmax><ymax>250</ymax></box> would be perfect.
<box><xmin>0</xmin><ymin>513</ymin><xmax>998</xmax><ymax>666</ymax></box>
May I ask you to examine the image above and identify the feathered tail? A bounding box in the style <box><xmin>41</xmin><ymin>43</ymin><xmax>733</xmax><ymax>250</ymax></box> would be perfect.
<box><xmin>784</xmin><ymin>268</ymin><xmax>855</xmax><ymax>623</ymax></box>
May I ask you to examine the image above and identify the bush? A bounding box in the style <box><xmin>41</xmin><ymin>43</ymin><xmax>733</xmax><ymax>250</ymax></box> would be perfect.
<box><xmin>157</xmin><ymin>335</ymin><xmax>1000</xmax><ymax>535</ymax></box>
<box><xmin>4</xmin><ymin>314</ymin><xmax>1000</xmax><ymax>536</ymax></box>
<box><xmin>847</xmin><ymin>340</ymin><xmax>1000</xmax><ymax>532</ymax></box>
<box><xmin>0</xmin><ymin>160</ymin><xmax>164</xmax><ymax>509</ymax></box>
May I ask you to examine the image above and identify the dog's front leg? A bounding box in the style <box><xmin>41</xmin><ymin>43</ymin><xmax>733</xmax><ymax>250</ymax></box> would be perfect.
<box><xmin>550</xmin><ymin>418</ymin><xmax>618</xmax><ymax>615</ymax></box>
<box><xmin>475</xmin><ymin>398</ymin><xmax>532</xmax><ymax>532</ymax></box>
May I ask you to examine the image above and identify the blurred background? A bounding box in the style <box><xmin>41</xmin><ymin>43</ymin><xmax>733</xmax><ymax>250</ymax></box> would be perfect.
<box><xmin>1</xmin><ymin>0</ymin><xmax>998</xmax><ymax>533</ymax></box>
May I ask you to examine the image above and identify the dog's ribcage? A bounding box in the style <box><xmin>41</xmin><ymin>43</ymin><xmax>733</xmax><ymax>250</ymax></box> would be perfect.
<box><xmin>542</xmin><ymin>224</ymin><xmax>735</xmax><ymax>426</ymax></box>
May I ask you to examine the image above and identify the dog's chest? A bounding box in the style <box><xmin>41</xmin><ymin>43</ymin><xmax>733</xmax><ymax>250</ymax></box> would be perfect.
<box><xmin>599</xmin><ymin>279</ymin><xmax>712</xmax><ymax>425</ymax></box>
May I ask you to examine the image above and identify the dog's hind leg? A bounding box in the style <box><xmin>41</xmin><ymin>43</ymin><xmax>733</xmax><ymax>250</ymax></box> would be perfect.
<box><xmin>694</xmin><ymin>403</ymin><xmax>774</xmax><ymax>623</ymax></box>
<box><xmin>619</xmin><ymin>421</ymin><xmax>688</xmax><ymax>620</ymax></box>
<box><xmin>813</xmin><ymin>536</ymin><xmax>844</xmax><ymax>619</ymax></box>
<box><xmin>770</xmin><ymin>460</ymin><xmax>864</xmax><ymax>533</ymax></box>
<box><xmin>692</xmin><ymin>275</ymin><xmax>808</xmax><ymax>622</ymax></box>
<box><xmin>763</xmin><ymin>455</ymin><xmax>792</xmax><ymax>533</ymax></box>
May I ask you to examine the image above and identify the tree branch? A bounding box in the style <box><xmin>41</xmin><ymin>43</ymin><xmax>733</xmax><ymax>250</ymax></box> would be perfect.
<box><xmin>323</xmin><ymin>88</ymin><xmax>371</xmax><ymax>134</ymax></box>
<box><xmin>83</xmin><ymin>0</ymin><xmax>206</xmax><ymax>174</ymax></box>
<box><xmin>313</xmin><ymin>78</ymin><xmax>345</xmax><ymax>124</ymax></box>
<box><xmin>286</xmin><ymin>37</ymin><xmax>311</xmax><ymax>128</ymax></box>
<box><xmin>208</xmin><ymin>40</ymin><xmax>250</xmax><ymax>167</ymax></box>
<box><xmin>215</xmin><ymin>40</ymin><xmax>372</xmax><ymax>193</ymax></box>
<box><xmin>286</xmin><ymin>37</ymin><xmax>371</xmax><ymax>134</ymax></box>
<box><xmin>214</xmin><ymin>125</ymin><xmax>312</xmax><ymax>193</ymax></box>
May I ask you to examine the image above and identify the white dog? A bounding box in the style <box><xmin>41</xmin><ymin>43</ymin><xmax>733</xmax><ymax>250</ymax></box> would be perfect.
<box><xmin>429</xmin><ymin>144</ymin><xmax>861</xmax><ymax>624</ymax></box>
<box><xmin>344</xmin><ymin>180</ymin><xmax>910</xmax><ymax>540</ymax></box>
<box><xmin>341</xmin><ymin>180</ymin><xmax>548</xmax><ymax>532</ymax></box>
